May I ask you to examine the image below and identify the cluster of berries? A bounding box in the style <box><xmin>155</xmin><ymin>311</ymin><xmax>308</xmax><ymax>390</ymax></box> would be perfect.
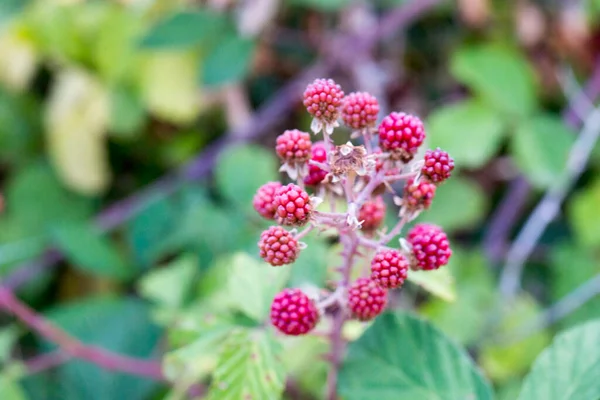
<box><xmin>253</xmin><ymin>78</ymin><xmax>455</xmax><ymax>336</ymax></box>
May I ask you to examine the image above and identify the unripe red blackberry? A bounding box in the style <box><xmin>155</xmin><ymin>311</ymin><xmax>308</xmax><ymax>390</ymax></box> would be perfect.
<box><xmin>273</xmin><ymin>184</ymin><xmax>313</xmax><ymax>226</ymax></box>
<box><xmin>303</xmin><ymin>78</ymin><xmax>344</xmax><ymax>133</ymax></box>
<box><xmin>270</xmin><ymin>288</ymin><xmax>319</xmax><ymax>335</ymax></box>
<box><xmin>370</xmin><ymin>250</ymin><xmax>409</xmax><ymax>289</ymax></box>
<box><xmin>378</xmin><ymin>112</ymin><xmax>425</xmax><ymax>162</ymax></box>
<box><xmin>341</xmin><ymin>92</ymin><xmax>380</xmax><ymax>130</ymax></box>
<box><xmin>358</xmin><ymin>196</ymin><xmax>386</xmax><ymax>231</ymax></box>
<box><xmin>402</xmin><ymin>177</ymin><xmax>436</xmax><ymax>212</ymax></box>
<box><xmin>304</xmin><ymin>140</ymin><xmax>328</xmax><ymax>186</ymax></box>
<box><xmin>421</xmin><ymin>148</ymin><xmax>454</xmax><ymax>183</ymax></box>
<box><xmin>275</xmin><ymin>129</ymin><xmax>312</xmax><ymax>164</ymax></box>
<box><xmin>347</xmin><ymin>278</ymin><xmax>388</xmax><ymax>321</ymax></box>
<box><xmin>407</xmin><ymin>223</ymin><xmax>452</xmax><ymax>270</ymax></box>
<box><xmin>253</xmin><ymin>182</ymin><xmax>282</xmax><ymax>219</ymax></box>
<box><xmin>258</xmin><ymin>226</ymin><xmax>300</xmax><ymax>266</ymax></box>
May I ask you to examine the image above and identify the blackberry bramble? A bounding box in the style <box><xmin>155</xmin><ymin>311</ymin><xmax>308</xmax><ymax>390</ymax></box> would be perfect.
<box><xmin>254</xmin><ymin>79</ymin><xmax>457</xmax><ymax>395</ymax></box>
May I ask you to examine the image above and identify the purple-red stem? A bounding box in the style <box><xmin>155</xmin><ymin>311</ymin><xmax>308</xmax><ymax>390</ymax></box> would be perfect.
<box><xmin>0</xmin><ymin>288</ymin><xmax>164</xmax><ymax>381</ymax></box>
<box><xmin>326</xmin><ymin>233</ymin><xmax>358</xmax><ymax>400</ymax></box>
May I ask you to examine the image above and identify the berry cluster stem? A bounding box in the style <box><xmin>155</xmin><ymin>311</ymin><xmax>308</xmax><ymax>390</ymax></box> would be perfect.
<box><xmin>326</xmin><ymin>232</ymin><xmax>358</xmax><ymax>400</ymax></box>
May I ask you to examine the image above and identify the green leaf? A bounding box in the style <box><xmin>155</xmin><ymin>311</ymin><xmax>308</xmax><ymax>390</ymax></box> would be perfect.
<box><xmin>281</xmin><ymin>335</ymin><xmax>328</xmax><ymax>397</ymax></box>
<box><xmin>109</xmin><ymin>86</ymin><xmax>145</xmax><ymax>137</ymax></box>
<box><xmin>126</xmin><ymin>194</ymin><xmax>177</xmax><ymax>267</ymax></box>
<box><xmin>139</xmin><ymin>10</ymin><xmax>227</xmax><ymax>49</ymax></box>
<box><xmin>138</xmin><ymin>254</ymin><xmax>197</xmax><ymax>309</ymax></box>
<box><xmin>163</xmin><ymin>324</ymin><xmax>232</xmax><ymax>391</ymax></box>
<box><xmin>421</xmin><ymin>250</ymin><xmax>496</xmax><ymax>345</ymax></box>
<box><xmin>511</xmin><ymin>114</ymin><xmax>575</xmax><ymax>189</ymax></box>
<box><xmin>450</xmin><ymin>44</ymin><xmax>537</xmax><ymax>117</ymax></box>
<box><xmin>550</xmin><ymin>245</ymin><xmax>600</xmax><ymax>328</ymax></box>
<box><xmin>41</xmin><ymin>296</ymin><xmax>162</xmax><ymax>400</ymax></box>
<box><xmin>416</xmin><ymin>176</ymin><xmax>487</xmax><ymax>231</ymax></box>
<box><xmin>0</xmin><ymin>326</ymin><xmax>19</xmax><ymax>363</ymax></box>
<box><xmin>338</xmin><ymin>312</ymin><xmax>493</xmax><ymax>400</ymax></box>
<box><xmin>137</xmin><ymin>51</ymin><xmax>201</xmax><ymax>124</ymax></box>
<box><xmin>201</xmin><ymin>35</ymin><xmax>255</xmax><ymax>86</ymax></box>
<box><xmin>426</xmin><ymin>100</ymin><xmax>506</xmax><ymax>168</ymax></box>
<box><xmin>1</xmin><ymin>162</ymin><xmax>93</xmax><ymax>241</ymax></box>
<box><xmin>568</xmin><ymin>180</ymin><xmax>600</xmax><ymax>249</ymax></box>
<box><xmin>407</xmin><ymin>267</ymin><xmax>456</xmax><ymax>302</ymax></box>
<box><xmin>288</xmin><ymin>0</ymin><xmax>351</xmax><ymax>11</ymax></box>
<box><xmin>51</xmin><ymin>223</ymin><xmax>131</xmax><ymax>280</ymax></box>
<box><xmin>226</xmin><ymin>253</ymin><xmax>290</xmax><ymax>322</ymax></box>
<box><xmin>215</xmin><ymin>144</ymin><xmax>278</xmax><ymax>214</ymax></box>
<box><xmin>479</xmin><ymin>295</ymin><xmax>550</xmax><ymax>383</ymax></box>
<box><xmin>206</xmin><ymin>329</ymin><xmax>285</xmax><ymax>400</ymax></box>
<box><xmin>517</xmin><ymin>319</ymin><xmax>600</xmax><ymax>400</ymax></box>
<box><xmin>46</xmin><ymin>68</ymin><xmax>111</xmax><ymax>195</ymax></box>
<box><xmin>0</xmin><ymin>376</ymin><xmax>26</xmax><ymax>400</ymax></box>
<box><xmin>289</xmin><ymin>236</ymin><xmax>328</xmax><ymax>287</ymax></box>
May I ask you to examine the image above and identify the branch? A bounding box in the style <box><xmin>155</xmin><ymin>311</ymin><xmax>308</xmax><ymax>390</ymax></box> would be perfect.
<box><xmin>0</xmin><ymin>287</ymin><xmax>164</xmax><ymax>380</ymax></box>
<box><xmin>498</xmin><ymin>106</ymin><xmax>600</xmax><ymax>298</ymax></box>
<box><xmin>484</xmin><ymin>60</ymin><xmax>600</xmax><ymax>265</ymax></box>
<box><xmin>498</xmin><ymin>272</ymin><xmax>600</xmax><ymax>345</ymax></box>
<box><xmin>326</xmin><ymin>233</ymin><xmax>358</xmax><ymax>400</ymax></box>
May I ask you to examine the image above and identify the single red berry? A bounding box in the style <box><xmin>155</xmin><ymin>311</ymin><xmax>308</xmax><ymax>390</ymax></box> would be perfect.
<box><xmin>358</xmin><ymin>196</ymin><xmax>386</xmax><ymax>231</ymax></box>
<box><xmin>407</xmin><ymin>223</ymin><xmax>452</xmax><ymax>270</ymax></box>
<box><xmin>270</xmin><ymin>288</ymin><xmax>319</xmax><ymax>335</ymax></box>
<box><xmin>421</xmin><ymin>148</ymin><xmax>454</xmax><ymax>183</ymax></box>
<box><xmin>304</xmin><ymin>141</ymin><xmax>328</xmax><ymax>186</ymax></box>
<box><xmin>378</xmin><ymin>112</ymin><xmax>425</xmax><ymax>162</ymax></box>
<box><xmin>370</xmin><ymin>250</ymin><xmax>409</xmax><ymax>289</ymax></box>
<box><xmin>273</xmin><ymin>183</ymin><xmax>313</xmax><ymax>226</ymax></box>
<box><xmin>258</xmin><ymin>226</ymin><xmax>300</xmax><ymax>266</ymax></box>
<box><xmin>403</xmin><ymin>177</ymin><xmax>436</xmax><ymax>212</ymax></box>
<box><xmin>275</xmin><ymin>129</ymin><xmax>312</xmax><ymax>164</ymax></box>
<box><xmin>303</xmin><ymin>78</ymin><xmax>344</xmax><ymax>124</ymax></box>
<box><xmin>347</xmin><ymin>278</ymin><xmax>388</xmax><ymax>321</ymax></box>
<box><xmin>253</xmin><ymin>182</ymin><xmax>282</xmax><ymax>219</ymax></box>
<box><xmin>341</xmin><ymin>92</ymin><xmax>380</xmax><ymax>130</ymax></box>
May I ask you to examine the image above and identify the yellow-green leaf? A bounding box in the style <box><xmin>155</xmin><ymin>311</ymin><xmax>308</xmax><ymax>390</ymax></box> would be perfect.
<box><xmin>407</xmin><ymin>267</ymin><xmax>456</xmax><ymax>302</ymax></box>
<box><xmin>45</xmin><ymin>68</ymin><xmax>110</xmax><ymax>195</ymax></box>
<box><xmin>137</xmin><ymin>50</ymin><xmax>201</xmax><ymax>124</ymax></box>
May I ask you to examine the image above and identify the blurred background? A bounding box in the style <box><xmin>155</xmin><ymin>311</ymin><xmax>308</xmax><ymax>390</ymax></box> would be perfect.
<box><xmin>0</xmin><ymin>0</ymin><xmax>599</xmax><ymax>399</ymax></box>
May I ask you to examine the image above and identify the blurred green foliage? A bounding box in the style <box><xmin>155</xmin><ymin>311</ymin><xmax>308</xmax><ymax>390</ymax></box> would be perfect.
<box><xmin>0</xmin><ymin>0</ymin><xmax>598</xmax><ymax>399</ymax></box>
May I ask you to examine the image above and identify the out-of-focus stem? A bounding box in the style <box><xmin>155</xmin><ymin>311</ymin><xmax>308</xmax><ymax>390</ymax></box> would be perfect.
<box><xmin>326</xmin><ymin>233</ymin><xmax>357</xmax><ymax>400</ymax></box>
<box><xmin>0</xmin><ymin>287</ymin><xmax>164</xmax><ymax>381</ymax></box>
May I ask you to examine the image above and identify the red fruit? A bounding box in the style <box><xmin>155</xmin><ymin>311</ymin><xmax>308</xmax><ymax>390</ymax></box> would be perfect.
<box><xmin>273</xmin><ymin>184</ymin><xmax>313</xmax><ymax>226</ymax></box>
<box><xmin>407</xmin><ymin>223</ymin><xmax>452</xmax><ymax>270</ymax></box>
<box><xmin>421</xmin><ymin>148</ymin><xmax>454</xmax><ymax>183</ymax></box>
<box><xmin>303</xmin><ymin>78</ymin><xmax>344</xmax><ymax>124</ymax></box>
<box><xmin>370</xmin><ymin>250</ymin><xmax>409</xmax><ymax>289</ymax></box>
<box><xmin>275</xmin><ymin>129</ymin><xmax>312</xmax><ymax>164</ymax></box>
<box><xmin>270</xmin><ymin>288</ymin><xmax>319</xmax><ymax>335</ymax></box>
<box><xmin>258</xmin><ymin>226</ymin><xmax>300</xmax><ymax>266</ymax></box>
<box><xmin>253</xmin><ymin>182</ymin><xmax>282</xmax><ymax>219</ymax></box>
<box><xmin>341</xmin><ymin>92</ymin><xmax>380</xmax><ymax>130</ymax></box>
<box><xmin>403</xmin><ymin>177</ymin><xmax>436</xmax><ymax>212</ymax></box>
<box><xmin>304</xmin><ymin>141</ymin><xmax>328</xmax><ymax>186</ymax></box>
<box><xmin>347</xmin><ymin>278</ymin><xmax>388</xmax><ymax>321</ymax></box>
<box><xmin>378</xmin><ymin>112</ymin><xmax>425</xmax><ymax>162</ymax></box>
<box><xmin>358</xmin><ymin>196</ymin><xmax>386</xmax><ymax>231</ymax></box>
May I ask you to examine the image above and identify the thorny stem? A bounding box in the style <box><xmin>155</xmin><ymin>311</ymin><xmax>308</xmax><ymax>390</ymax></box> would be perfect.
<box><xmin>326</xmin><ymin>233</ymin><xmax>358</xmax><ymax>400</ymax></box>
<box><xmin>384</xmin><ymin>171</ymin><xmax>418</xmax><ymax>182</ymax></box>
<box><xmin>295</xmin><ymin>225</ymin><xmax>315</xmax><ymax>240</ymax></box>
<box><xmin>0</xmin><ymin>287</ymin><xmax>164</xmax><ymax>381</ymax></box>
<box><xmin>379</xmin><ymin>214</ymin><xmax>410</xmax><ymax>245</ymax></box>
